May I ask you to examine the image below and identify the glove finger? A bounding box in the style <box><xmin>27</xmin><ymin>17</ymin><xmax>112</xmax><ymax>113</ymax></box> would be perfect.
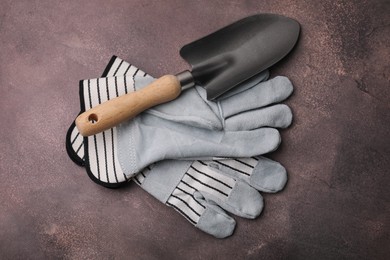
<box><xmin>225</xmin><ymin>104</ymin><xmax>293</xmax><ymax>131</ymax></box>
<box><xmin>221</xmin><ymin>127</ymin><xmax>281</xmax><ymax>156</ymax></box>
<box><xmin>207</xmin><ymin>156</ymin><xmax>288</xmax><ymax>193</ymax></box>
<box><xmin>166</xmin><ymin>181</ymin><xmax>236</xmax><ymax>238</ymax></box>
<box><xmin>195</xmin><ymin>202</ymin><xmax>236</xmax><ymax>238</ymax></box>
<box><xmin>250</xmin><ymin>157</ymin><xmax>288</xmax><ymax>192</ymax></box>
<box><xmin>182</xmin><ymin>161</ymin><xmax>263</xmax><ymax>219</ymax></box>
<box><xmin>220</xmin><ymin>76</ymin><xmax>294</xmax><ymax>118</ymax></box>
<box><xmin>197</xmin><ymin>182</ymin><xmax>263</xmax><ymax>219</ymax></box>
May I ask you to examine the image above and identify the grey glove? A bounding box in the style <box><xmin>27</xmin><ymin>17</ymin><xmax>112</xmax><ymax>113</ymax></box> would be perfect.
<box><xmin>66</xmin><ymin>56</ymin><xmax>291</xmax><ymax>237</ymax></box>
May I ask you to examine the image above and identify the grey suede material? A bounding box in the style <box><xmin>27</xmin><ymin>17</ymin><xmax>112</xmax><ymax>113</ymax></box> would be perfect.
<box><xmin>195</xmin><ymin>203</ymin><xmax>236</xmax><ymax>238</ymax></box>
<box><xmin>140</xmin><ymin>160</ymin><xmax>192</xmax><ymax>203</ymax></box>
<box><xmin>139</xmin><ymin>75</ymin><xmax>223</xmax><ymax>130</ymax></box>
<box><xmin>225</xmin><ymin>104</ymin><xmax>293</xmax><ymax>131</ymax></box>
<box><xmin>200</xmin><ymin>180</ymin><xmax>263</xmax><ymax>219</ymax></box>
<box><xmin>251</xmin><ymin>157</ymin><xmax>288</xmax><ymax>193</ymax></box>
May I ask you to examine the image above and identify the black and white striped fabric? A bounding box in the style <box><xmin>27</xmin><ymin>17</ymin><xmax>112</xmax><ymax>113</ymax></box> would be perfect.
<box><xmin>66</xmin><ymin>56</ymin><xmax>287</xmax><ymax>237</ymax></box>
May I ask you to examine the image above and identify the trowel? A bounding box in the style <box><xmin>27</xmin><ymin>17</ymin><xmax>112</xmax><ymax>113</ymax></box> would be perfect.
<box><xmin>76</xmin><ymin>13</ymin><xmax>300</xmax><ymax>136</ymax></box>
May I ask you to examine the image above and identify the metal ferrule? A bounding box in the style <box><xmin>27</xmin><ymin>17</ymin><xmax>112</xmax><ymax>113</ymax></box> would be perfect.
<box><xmin>176</xmin><ymin>70</ymin><xmax>195</xmax><ymax>90</ymax></box>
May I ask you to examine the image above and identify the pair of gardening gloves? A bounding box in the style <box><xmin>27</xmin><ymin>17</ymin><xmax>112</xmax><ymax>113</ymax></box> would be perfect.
<box><xmin>66</xmin><ymin>56</ymin><xmax>293</xmax><ymax>238</ymax></box>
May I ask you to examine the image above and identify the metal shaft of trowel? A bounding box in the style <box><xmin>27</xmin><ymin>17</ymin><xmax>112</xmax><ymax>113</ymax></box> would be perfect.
<box><xmin>176</xmin><ymin>71</ymin><xmax>196</xmax><ymax>91</ymax></box>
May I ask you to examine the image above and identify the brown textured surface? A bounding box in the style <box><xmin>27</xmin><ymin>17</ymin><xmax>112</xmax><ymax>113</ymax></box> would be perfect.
<box><xmin>0</xmin><ymin>0</ymin><xmax>389</xmax><ymax>259</ymax></box>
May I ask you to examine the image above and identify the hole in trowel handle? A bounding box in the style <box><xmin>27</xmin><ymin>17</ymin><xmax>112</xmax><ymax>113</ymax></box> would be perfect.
<box><xmin>88</xmin><ymin>113</ymin><xmax>98</xmax><ymax>124</ymax></box>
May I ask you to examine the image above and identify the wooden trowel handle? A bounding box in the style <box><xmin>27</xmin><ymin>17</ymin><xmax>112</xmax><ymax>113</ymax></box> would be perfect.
<box><xmin>75</xmin><ymin>75</ymin><xmax>181</xmax><ymax>136</ymax></box>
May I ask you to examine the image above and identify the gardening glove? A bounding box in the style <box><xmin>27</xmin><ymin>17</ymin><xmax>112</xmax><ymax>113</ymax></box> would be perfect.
<box><xmin>66</xmin><ymin>56</ymin><xmax>291</xmax><ymax>238</ymax></box>
<box><xmin>132</xmin><ymin>157</ymin><xmax>287</xmax><ymax>238</ymax></box>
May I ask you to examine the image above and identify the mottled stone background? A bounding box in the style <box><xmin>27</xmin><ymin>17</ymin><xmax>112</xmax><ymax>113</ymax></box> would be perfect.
<box><xmin>0</xmin><ymin>0</ymin><xmax>389</xmax><ymax>259</ymax></box>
